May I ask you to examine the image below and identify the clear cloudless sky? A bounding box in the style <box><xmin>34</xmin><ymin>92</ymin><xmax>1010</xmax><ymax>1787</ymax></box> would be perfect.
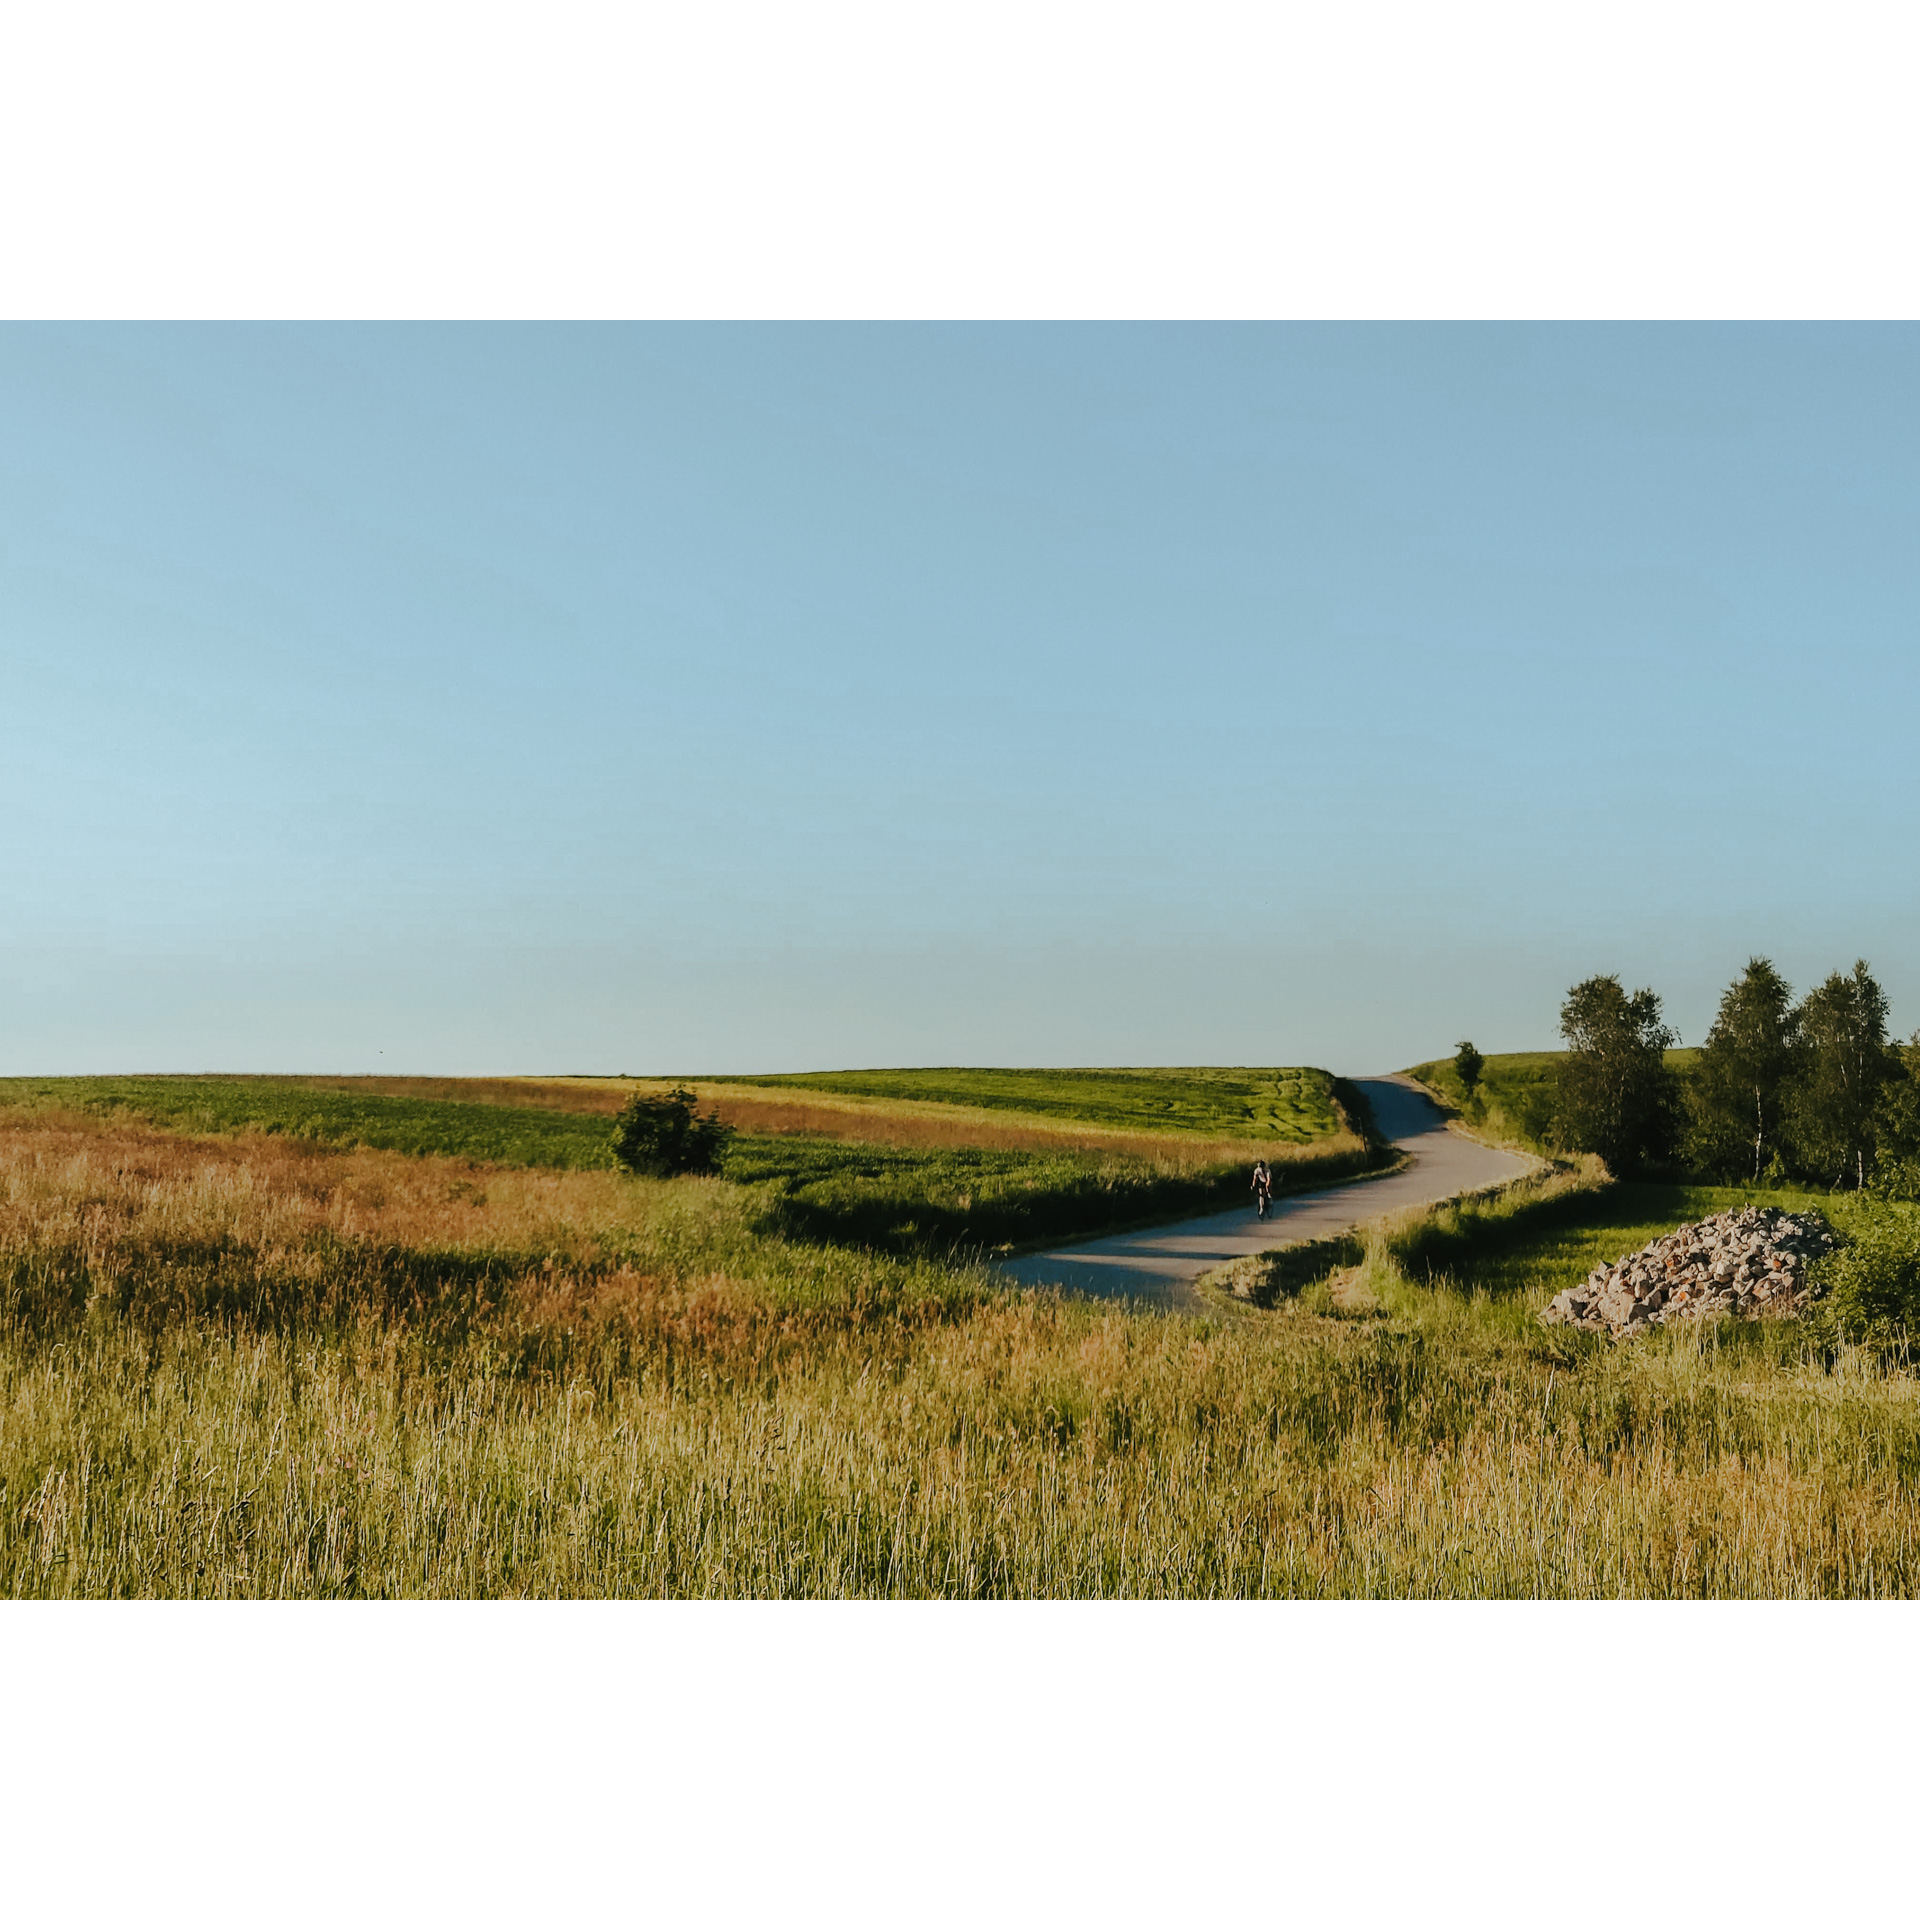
<box><xmin>3</xmin><ymin>323</ymin><xmax>1917</xmax><ymax>1075</ymax></box>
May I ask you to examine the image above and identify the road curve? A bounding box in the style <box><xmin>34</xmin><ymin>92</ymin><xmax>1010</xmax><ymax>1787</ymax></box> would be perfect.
<box><xmin>994</xmin><ymin>1074</ymin><xmax>1538</xmax><ymax>1312</ymax></box>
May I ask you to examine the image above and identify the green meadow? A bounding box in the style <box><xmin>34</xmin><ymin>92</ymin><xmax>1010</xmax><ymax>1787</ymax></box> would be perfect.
<box><xmin>711</xmin><ymin>1066</ymin><xmax>1346</xmax><ymax>1142</ymax></box>
<box><xmin>0</xmin><ymin>1072</ymin><xmax>1372</xmax><ymax>1260</ymax></box>
<box><xmin>1407</xmin><ymin>1048</ymin><xmax>1701</xmax><ymax>1152</ymax></box>
<box><xmin>0</xmin><ymin>1076</ymin><xmax>614</xmax><ymax>1168</ymax></box>
<box><xmin>6</xmin><ymin>1096</ymin><xmax>1919</xmax><ymax>1597</ymax></box>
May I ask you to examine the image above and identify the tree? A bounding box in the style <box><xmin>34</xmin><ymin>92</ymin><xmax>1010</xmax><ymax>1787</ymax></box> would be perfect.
<box><xmin>1786</xmin><ymin>961</ymin><xmax>1894</xmax><ymax>1189</ymax></box>
<box><xmin>1555</xmin><ymin>974</ymin><xmax>1679</xmax><ymax>1173</ymax></box>
<box><xmin>610</xmin><ymin>1086</ymin><xmax>734</xmax><ymax>1177</ymax></box>
<box><xmin>1453</xmin><ymin>1041</ymin><xmax>1485</xmax><ymax>1099</ymax></box>
<box><xmin>1684</xmin><ymin>957</ymin><xmax>1797</xmax><ymax>1182</ymax></box>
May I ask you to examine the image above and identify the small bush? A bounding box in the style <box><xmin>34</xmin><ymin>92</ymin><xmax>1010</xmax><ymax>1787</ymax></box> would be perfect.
<box><xmin>610</xmin><ymin>1087</ymin><xmax>734</xmax><ymax>1178</ymax></box>
<box><xmin>1454</xmin><ymin>1041</ymin><xmax>1484</xmax><ymax>1098</ymax></box>
<box><xmin>1874</xmin><ymin>1161</ymin><xmax>1920</xmax><ymax>1203</ymax></box>
<box><xmin>1808</xmin><ymin>1204</ymin><xmax>1920</xmax><ymax>1341</ymax></box>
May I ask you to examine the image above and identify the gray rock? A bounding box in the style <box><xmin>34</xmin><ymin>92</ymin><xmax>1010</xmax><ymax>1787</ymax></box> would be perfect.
<box><xmin>1538</xmin><ymin>1205</ymin><xmax>1835</xmax><ymax>1342</ymax></box>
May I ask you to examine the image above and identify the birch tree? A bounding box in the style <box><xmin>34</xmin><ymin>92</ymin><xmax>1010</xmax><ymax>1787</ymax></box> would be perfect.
<box><xmin>1685</xmin><ymin>957</ymin><xmax>1797</xmax><ymax>1182</ymax></box>
<box><xmin>1556</xmin><ymin>974</ymin><xmax>1680</xmax><ymax>1173</ymax></box>
<box><xmin>1787</xmin><ymin>961</ymin><xmax>1894</xmax><ymax>1189</ymax></box>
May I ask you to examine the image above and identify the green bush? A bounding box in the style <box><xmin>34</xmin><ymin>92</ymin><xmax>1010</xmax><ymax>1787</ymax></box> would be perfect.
<box><xmin>610</xmin><ymin>1087</ymin><xmax>734</xmax><ymax>1177</ymax></box>
<box><xmin>1809</xmin><ymin>1204</ymin><xmax>1920</xmax><ymax>1340</ymax></box>
<box><xmin>1453</xmin><ymin>1041</ymin><xmax>1484</xmax><ymax>1098</ymax></box>
<box><xmin>1871</xmin><ymin>1037</ymin><xmax>1920</xmax><ymax>1199</ymax></box>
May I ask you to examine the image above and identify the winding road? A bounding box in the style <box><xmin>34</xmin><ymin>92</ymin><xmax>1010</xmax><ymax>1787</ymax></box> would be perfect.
<box><xmin>995</xmin><ymin>1074</ymin><xmax>1538</xmax><ymax>1312</ymax></box>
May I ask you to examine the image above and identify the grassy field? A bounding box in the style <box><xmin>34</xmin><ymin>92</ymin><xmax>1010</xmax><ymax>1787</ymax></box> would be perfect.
<box><xmin>0</xmin><ymin>1076</ymin><xmax>617</xmax><ymax>1169</ymax></box>
<box><xmin>0</xmin><ymin>1074</ymin><xmax>1375</xmax><ymax>1261</ymax></box>
<box><xmin>1383</xmin><ymin>1162</ymin><xmax>1833</xmax><ymax>1316</ymax></box>
<box><xmin>1407</xmin><ymin>1048</ymin><xmax>1700</xmax><ymax>1151</ymax></box>
<box><xmin>707</xmin><ymin>1067</ymin><xmax>1346</xmax><ymax>1143</ymax></box>
<box><xmin>7</xmin><ymin>1098</ymin><xmax>1920</xmax><ymax>1597</ymax></box>
<box><xmin>539</xmin><ymin>1075</ymin><xmax>1355</xmax><ymax>1159</ymax></box>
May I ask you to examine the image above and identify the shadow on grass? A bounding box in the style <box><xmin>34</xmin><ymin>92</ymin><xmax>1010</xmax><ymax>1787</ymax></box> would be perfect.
<box><xmin>1391</xmin><ymin>1171</ymin><xmax>1840</xmax><ymax>1304</ymax></box>
<box><xmin>718</xmin><ymin>1128</ymin><xmax>1389</xmax><ymax>1261</ymax></box>
<box><xmin>1210</xmin><ymin>1235</ymin><xmax>1367</xmax><ymax>1307</ymax></box>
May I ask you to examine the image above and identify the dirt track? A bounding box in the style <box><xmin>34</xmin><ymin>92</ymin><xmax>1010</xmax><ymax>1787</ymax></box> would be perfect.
<box><xmin>994</xmin><ymin>1074</ymin><xmax>1538</xmax><ymax>1311</ymax></box>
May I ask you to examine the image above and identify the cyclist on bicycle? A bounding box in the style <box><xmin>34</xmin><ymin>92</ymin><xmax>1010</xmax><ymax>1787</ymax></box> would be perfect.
<box><xmin>1251</xmin><ymin>1159</ymin><xmax>1273</xmax><ymax>1219</ymax></box>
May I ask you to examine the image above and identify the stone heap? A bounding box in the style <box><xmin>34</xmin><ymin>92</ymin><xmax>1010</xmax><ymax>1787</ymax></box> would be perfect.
<box><xmin>1541</xmin><ymin>1205</ymin><xmax>1838</xmax><ymax>1341</ymax></box>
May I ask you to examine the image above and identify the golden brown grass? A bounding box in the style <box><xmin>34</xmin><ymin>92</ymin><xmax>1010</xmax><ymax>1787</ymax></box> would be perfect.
<box><xmin>0</xmin><ymin>1103</ymin><xmax>643</xmax><ymax>1257</ymax></box>
<box><xmin>8</xmin><ymin>1110</ymin><xmax>1920</xmax><ymax>1597</ymax></box>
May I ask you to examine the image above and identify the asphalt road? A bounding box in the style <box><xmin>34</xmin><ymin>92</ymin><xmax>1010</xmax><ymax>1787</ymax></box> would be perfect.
<box><xmin>994</xmin><ymin>1074</ymin><xmax>1538</xmax><ymax>1312</ymax></box>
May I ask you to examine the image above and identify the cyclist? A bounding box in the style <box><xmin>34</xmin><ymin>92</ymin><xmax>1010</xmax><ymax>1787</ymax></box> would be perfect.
<box><xmin>1251</xmin><ymin>1159</ymin><xmax>1273</xmax><ymax>1219</ymax></box>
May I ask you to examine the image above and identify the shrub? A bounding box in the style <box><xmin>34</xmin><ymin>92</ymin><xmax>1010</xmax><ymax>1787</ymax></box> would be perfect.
<box><xmin>1808</xmin><ymin>1204</ymin><xmax>1920</xmax><ymax>1341</ymax></box>
<box><xmin>1870</xmin><ymin>1034</ymin><xmax>1920</xmax><ymax>1200</ymax></box>
<box><xmin>610</xmin><ymin>1087</ymin><xmax>734</xmax><ymax>1177</ymax></box>
<box><xmin>1453</xmin><ymin>1041</ymin><xmax>1484</xmax><ymax>1098</ymax></box>
<box><xmin>1518</xmin><ymin>1076</ymin><xmax>1561</xmax><ymax>1147</ymax></box>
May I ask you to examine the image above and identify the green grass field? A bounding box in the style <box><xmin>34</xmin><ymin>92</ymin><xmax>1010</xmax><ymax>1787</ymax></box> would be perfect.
<box><xmin>1387</xmin><ymin>1167</ymin><xmax>1838</xmax><ymax>1324</ymax></box>
<box><xmin>0</xmin><ymin>1074</ymin><xmax>1372</xmax><ymax>1259</ymax></box>
<box><xmin>8</xmin><ymin>1103</ymin><xmax>1920</xmax><ymax>1598</ymax></box>
<box><xmin>710</xmin><ymin>1067</ymin><xmax>1344</xmax><ymax>1142</ymax></box>
<box><xmin>1406</xmin><ymin>1048</ymin><xmax>1700</xmax><ymax>1151</ymax></box>
<box><xmin>0</xmin><ymin>1076</ymin><xmax>615</xmax><ymax>1168</ymax></box>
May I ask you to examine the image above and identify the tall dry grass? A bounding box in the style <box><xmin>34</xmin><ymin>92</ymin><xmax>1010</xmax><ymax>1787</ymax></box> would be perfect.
<box><xmin>8</xmin><ymin>1112</ymin><xmax>1920</xmax><ymax>1597</ymax></box>
<box><xmin>0</xmin><ymin>1106</ymin><xmax>649</xmax><ymax>1257</ymax></box>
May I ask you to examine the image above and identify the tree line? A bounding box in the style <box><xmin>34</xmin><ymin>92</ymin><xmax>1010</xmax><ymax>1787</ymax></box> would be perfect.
<box><xmin>1468</xmin><ymin>959</ymin><xmax>1920</xmax><ymax>1191</ymax></box>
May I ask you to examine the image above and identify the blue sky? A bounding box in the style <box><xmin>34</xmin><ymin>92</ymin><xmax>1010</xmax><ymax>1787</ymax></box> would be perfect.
<box><xmin>4</xmin><ymin>323</ymin><xmax>1916</xmax><ymax>1075</ymax></box>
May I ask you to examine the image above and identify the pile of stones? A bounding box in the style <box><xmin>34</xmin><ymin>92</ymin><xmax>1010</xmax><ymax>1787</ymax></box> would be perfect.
<box><xmin>1541</xmin><ymin>1205</ymin><xmax>1838</xmax><ymax>1341</ymax></box>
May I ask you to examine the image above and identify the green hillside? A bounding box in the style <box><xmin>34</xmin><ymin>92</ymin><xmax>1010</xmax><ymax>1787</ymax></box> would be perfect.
<box><xmin>1407</xmin><ymin>1048</ymin><xmax>1701</xmax><ymax>1151</ymax></box>
<box><xmin>708</xmin><ymin>1067</ymin><xmax>1344</xmax><ymax>1142</ymax></box>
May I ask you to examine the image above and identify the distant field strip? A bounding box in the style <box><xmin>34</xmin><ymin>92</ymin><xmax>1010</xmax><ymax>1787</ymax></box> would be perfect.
<box><xmin>0</xmin><ymin>1070</ymin><xmax>1355</xmax><ymax>1165</ymax></box>
<box><xmin>700</xmin><ymin>1067</ymin><xmax>1344</xmax><ymax>1143</ymax></box>
<box><xmin>0</xmin><ymin>1078</ymin><xmax>615</xmax><ymax>1169</ymax></box>
<box><xmin>535</xmin><ymin>1076</ymin><xmax>1357</xmax><ymax>1164</ymax></box>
